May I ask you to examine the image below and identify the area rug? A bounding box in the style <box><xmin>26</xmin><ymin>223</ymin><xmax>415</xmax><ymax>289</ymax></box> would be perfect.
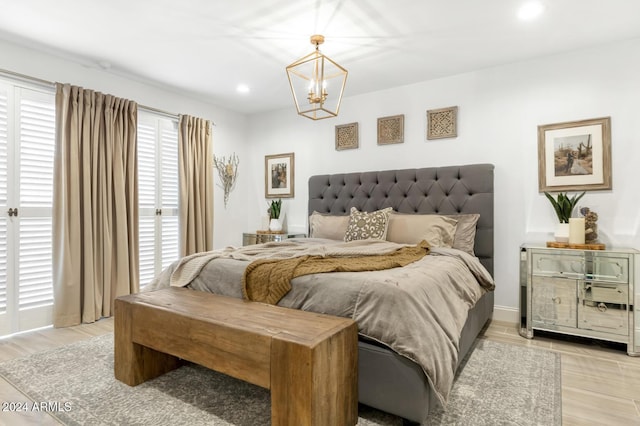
<box><xmin>0</xmin><ymin>334</ymin><xmax>561</xmax><ymax>425</ymax></box>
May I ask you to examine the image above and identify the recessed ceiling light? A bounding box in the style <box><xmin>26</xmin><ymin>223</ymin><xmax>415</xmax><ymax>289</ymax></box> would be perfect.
<box><xmin>518</xmin><ymin>1</ymin><xmax>544</xmax><ymax>21</ymax></box>
<box><xmin>236</xmin><ymin>84</ymin><xmax>250</xmax><ymax>94</ymax></box>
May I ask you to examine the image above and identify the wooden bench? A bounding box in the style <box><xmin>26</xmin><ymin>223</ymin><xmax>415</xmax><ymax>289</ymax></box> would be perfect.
<box><xmin>114</xmin><ymin>287</ymin><xmax>358</xmax><ymax>426</ymax></box>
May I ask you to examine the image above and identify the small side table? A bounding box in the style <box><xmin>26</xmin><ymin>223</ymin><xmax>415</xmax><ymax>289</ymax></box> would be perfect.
<box><xmin>519</xmin><ymin>243</ymin><xmax>639</xmax><ymax>356</ymax></box>
<box><xmin>242</xmin><ymin>231</ymin><xmax>306</xmax><ymax>246</ymax></box>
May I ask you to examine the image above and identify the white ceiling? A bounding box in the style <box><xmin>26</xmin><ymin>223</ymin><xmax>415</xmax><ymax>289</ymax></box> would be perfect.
<box><xmin>1</xmin><ymin>0</ymin><xmax>640</xmax><ymax>115</ymax></box>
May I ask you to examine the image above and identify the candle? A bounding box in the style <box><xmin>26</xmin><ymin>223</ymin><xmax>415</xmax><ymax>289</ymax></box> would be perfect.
<box><xmin>569</xmin><ymin>218</ymin><xmax>585</xmax><ymax>245</ymax></box>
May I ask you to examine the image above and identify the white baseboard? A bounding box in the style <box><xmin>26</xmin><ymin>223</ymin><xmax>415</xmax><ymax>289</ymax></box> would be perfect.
<box><xmin>492</xmin><ymin>305</ymin><xmax>518</xmax><ymax>324</ymax></box>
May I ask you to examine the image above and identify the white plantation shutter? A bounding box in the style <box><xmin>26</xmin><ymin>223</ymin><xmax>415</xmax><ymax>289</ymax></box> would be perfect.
<box><xmin>18</xmin><ymin>218</ymin><xmax>52</xmax><ymax>310</ymax></box>
<box><xmin>0</xmin><ymin>218</ymin><xmax>6</xmax><ymax>317</ymax></box>
<box><xmin>0</xmin><ymin>80</ymin><xmax>55</xmax><ymax>336</ymax></box>
<box><xmin>18</xmin><ymin>94</ymin><xmax>54</xmax><ymax>317</ymax></box>
<box><xmin>138</xmin><ymin>111</ymin><xmax>179</xmax><ymax>287</ymax></box>
<box><xmin>0</xmin><ymin>87</ymin><xmax>8</xmax><ymax>322</ymax></box>
<box><xmin>19</xmin><ymin>97</ymin><xmax>54</xmax><ymax>207</ymax></box>
<box><xmin>138</xmin><ymin>120</ymin><xmax>156</xmax><ymax>285</ymax></box>
<box><xmin>161</xmin><ymin>216</ymin><xmax>179</xmax><ymax>269</ymax></box>
<box><xmin>160</xmin><ymin>122</ymin><xmax>179</xmax><ymax>269</ymax></box>
<box><xmin>138</xmin><ymin>216</ymin><xmax>156</xmax><ymax>285</ymax></box>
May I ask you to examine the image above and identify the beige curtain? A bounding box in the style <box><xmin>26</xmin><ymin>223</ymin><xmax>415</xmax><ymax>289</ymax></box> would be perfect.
<box><xmin>178</xmin><ymin>115</ymin><xmax>213</xmax><ymax>256</ymax></box>
<box><xmin>52</xmin><ymin>83</ymin><xmax>139</xmax><ymax>327</ymax></box>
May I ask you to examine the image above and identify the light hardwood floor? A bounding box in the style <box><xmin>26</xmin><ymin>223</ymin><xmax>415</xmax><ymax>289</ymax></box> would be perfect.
<box><xmin>0</xmin><ymin>317</ymin><xmax>639</xmax><ymax>425</ymax></box>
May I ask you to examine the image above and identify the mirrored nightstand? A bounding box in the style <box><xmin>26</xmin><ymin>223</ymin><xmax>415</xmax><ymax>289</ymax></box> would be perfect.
<box><xmin>519</xmin><ymin>243</ymin><xmax>639</xmax><ymax>356</ymax></box>
<box><xmin>242</xmin><ymin>232</ymin><xmax>306</xmax><ymax>246</ymax></box>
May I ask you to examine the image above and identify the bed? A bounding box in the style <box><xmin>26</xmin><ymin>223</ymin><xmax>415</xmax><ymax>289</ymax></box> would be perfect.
<box><xmin>147</xmin><ymin>163</ymin><xmax>495</xmax><ymax>424</ymax></box>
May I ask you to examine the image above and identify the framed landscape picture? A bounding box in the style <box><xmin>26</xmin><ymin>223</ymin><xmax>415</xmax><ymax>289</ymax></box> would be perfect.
<box><xmin>538</xmin><ymin>117</ymin><xmax>611</xmax><ymax>192</ymax></box>
<box><xmin>265</xmin><ymin>152</ymin><xmax>294</xmax><ymax>198</ymax></box>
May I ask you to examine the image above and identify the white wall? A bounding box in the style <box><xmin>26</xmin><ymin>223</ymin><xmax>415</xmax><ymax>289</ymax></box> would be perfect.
<box><xmin>4</xmin><ymin>36</ymin><xmax>639</xmax><ymax>314</ymax></box>
<box><xmin>0</xmin><ymin>38</ymin><xmax>249</xmax><ymax>249</ymax></box>
<box><xmin>245</xmin><ymin>37</ymin><xmax>640</xmax><ymax>313</ymax></box>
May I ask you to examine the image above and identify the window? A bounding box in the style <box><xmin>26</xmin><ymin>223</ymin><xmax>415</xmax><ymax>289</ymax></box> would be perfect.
<box><xmin>0</xmin><ymin>78</ymin><xmax>55</xmax><ymax>336</ymax></box>
<box><xmin>0</xmin><ymin>77</ymin><xmax>182</xmax><ymax>335</ymax></box>
<box><xmin>137</xmin><ymin>111</ymin><xmax>179</xmax><ymax>287</ymax></box>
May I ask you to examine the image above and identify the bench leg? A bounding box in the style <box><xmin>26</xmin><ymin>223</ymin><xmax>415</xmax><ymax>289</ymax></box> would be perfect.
<box><xmin>270</xmin><ymin>325</ymin><xmax>358</xmax><ymax>426</ymax></box>
<box><xmin>114</xmin><ymin>297</ymin><xmax>183</xmax><ymax>386</ymax></box>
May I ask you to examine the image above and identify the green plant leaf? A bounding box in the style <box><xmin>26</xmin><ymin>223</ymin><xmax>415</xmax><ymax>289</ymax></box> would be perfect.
<box><xmin>269</xmin><ymin>198</ymin><xmax>282</xmax><ymax>219</ymax></box>
<box><xmin>544</xmin><ymin>192</ymin><xmax>563</xmax><ymax>222</ymax></box>
<box><xmin>544</xmin><ymin>191</ymin><xmax>586</xmax><ymax>223</ymax></box>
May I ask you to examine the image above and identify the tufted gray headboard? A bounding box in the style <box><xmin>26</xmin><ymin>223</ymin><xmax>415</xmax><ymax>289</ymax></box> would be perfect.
<box><xmin>308</xmin><ymin>164</ymin><xmax>494</xmax><ymax>276</ymax></box>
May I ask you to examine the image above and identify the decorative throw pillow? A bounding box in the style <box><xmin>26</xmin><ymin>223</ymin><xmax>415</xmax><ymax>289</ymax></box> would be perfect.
<box><xmin>344</xmin><ymin>207</ymin><xmax>392</xmax><ymax>241</ymax></box>
<box><xmin>445</xmin><ymin>214</ymin><xmax>480</xmax><ymax>255</ymax></box>
<box><xmin>308</xmin><ymin>211</ymin><xmax>350</xmax><ymax>240</ymax></box>
<box><xmin>386</xmin><ymin>213</ymin><xmax>458</xmax><ymax>247</ymax></box>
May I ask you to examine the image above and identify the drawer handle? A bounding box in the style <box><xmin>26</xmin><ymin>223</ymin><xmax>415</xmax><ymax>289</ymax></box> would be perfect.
<box><xmin>597</xmin><ymin>303</ymin><xmax>607</xmax><ymax>312</ymax></box>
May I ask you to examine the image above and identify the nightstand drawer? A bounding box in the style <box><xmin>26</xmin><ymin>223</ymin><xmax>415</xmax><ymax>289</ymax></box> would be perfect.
<box><xmin>584</xmin><ymin>256</ymin><xmax>628</xmax><ymax>283</ymax></box>
<box><xmin>579</xmin><ymin>282</ymin><xmax>629</xmax><ymax>336</ymax></box>
<box><xmin>532</xmin><ymin>253</ymin><xmax>583</xmax><ymax>278</ymax></box>
<box><xmin>532</xmin><ymin>252</ymin><xmax>629</xmax><ymax>283</ymax></box>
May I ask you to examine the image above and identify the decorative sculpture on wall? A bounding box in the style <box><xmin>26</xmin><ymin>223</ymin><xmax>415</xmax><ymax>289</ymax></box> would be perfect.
<box><xmin>213</xmin><ymin>153</ymin><xmax>239</xmax><ymax>208</ymax></box>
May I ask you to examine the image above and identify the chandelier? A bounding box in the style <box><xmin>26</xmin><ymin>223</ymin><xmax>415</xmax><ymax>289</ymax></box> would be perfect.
<box><xmin>286</xmin><ymin>35</ymin><xmax>348</xmax><ymax>120</ymax></box>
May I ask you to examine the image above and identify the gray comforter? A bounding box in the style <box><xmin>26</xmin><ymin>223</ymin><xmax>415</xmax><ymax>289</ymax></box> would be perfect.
<box><xmin>146</xmin><ymin>238</ymin><xmax>494</xmax><ymax>405</ymax></box>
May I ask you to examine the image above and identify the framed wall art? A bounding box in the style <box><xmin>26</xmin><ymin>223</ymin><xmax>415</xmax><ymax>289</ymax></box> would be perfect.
<box><xmin>265</xmin><ymin>152</ymin><xmax>295</xmax><ymax>198</ymax></box>
<box><xmin>377</xmin><ymin>114</ymin><xmax>404</xmax><ymax>145</ymax></box>
<box><xmin>335</xmin><ymin>122</ymin><xmax>359</xmax><ymax>150</ymax></box>
<box><xmin>538</xmin><ymin>117</ymin><xmax>611</xmax><ymax>192</ymax></box>
<box><xmin>427</xmin><ymin>106</ymin><xmax>457</xmax><ymax>140</ymax></box>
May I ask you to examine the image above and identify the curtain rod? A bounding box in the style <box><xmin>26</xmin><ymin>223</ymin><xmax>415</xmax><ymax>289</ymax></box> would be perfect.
<box><xmin>0</xmin><ymin>67</ymin><xmax>215</xmax><ymax>125</ymax></box>
<box><xmin>138</xmin><ymin>104</ymin><xmax>179</xmax><ymax>119</ymax></box>
<box><xmin>0</xmin><ymin>68</ymin><xmax>53</xmax><ymax>89</ymax></box>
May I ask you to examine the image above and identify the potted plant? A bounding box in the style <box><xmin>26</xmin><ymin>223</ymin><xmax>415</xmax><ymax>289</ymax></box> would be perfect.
<box><xmin>544</xmin><ymin>191</ymin><xmax>585</xmax><ymax>242</ymax></box>
<box><xmin>267</xmin><ymin>199</ymin><xmax>283</xmax><ymax>231</ymax></box>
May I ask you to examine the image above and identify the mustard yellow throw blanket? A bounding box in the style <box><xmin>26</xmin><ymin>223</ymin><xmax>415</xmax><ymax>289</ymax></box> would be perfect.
<box><xmin>242</xmin><ymin>240</ymin><xmax>430</xmax><ymax>304</ymax></box>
